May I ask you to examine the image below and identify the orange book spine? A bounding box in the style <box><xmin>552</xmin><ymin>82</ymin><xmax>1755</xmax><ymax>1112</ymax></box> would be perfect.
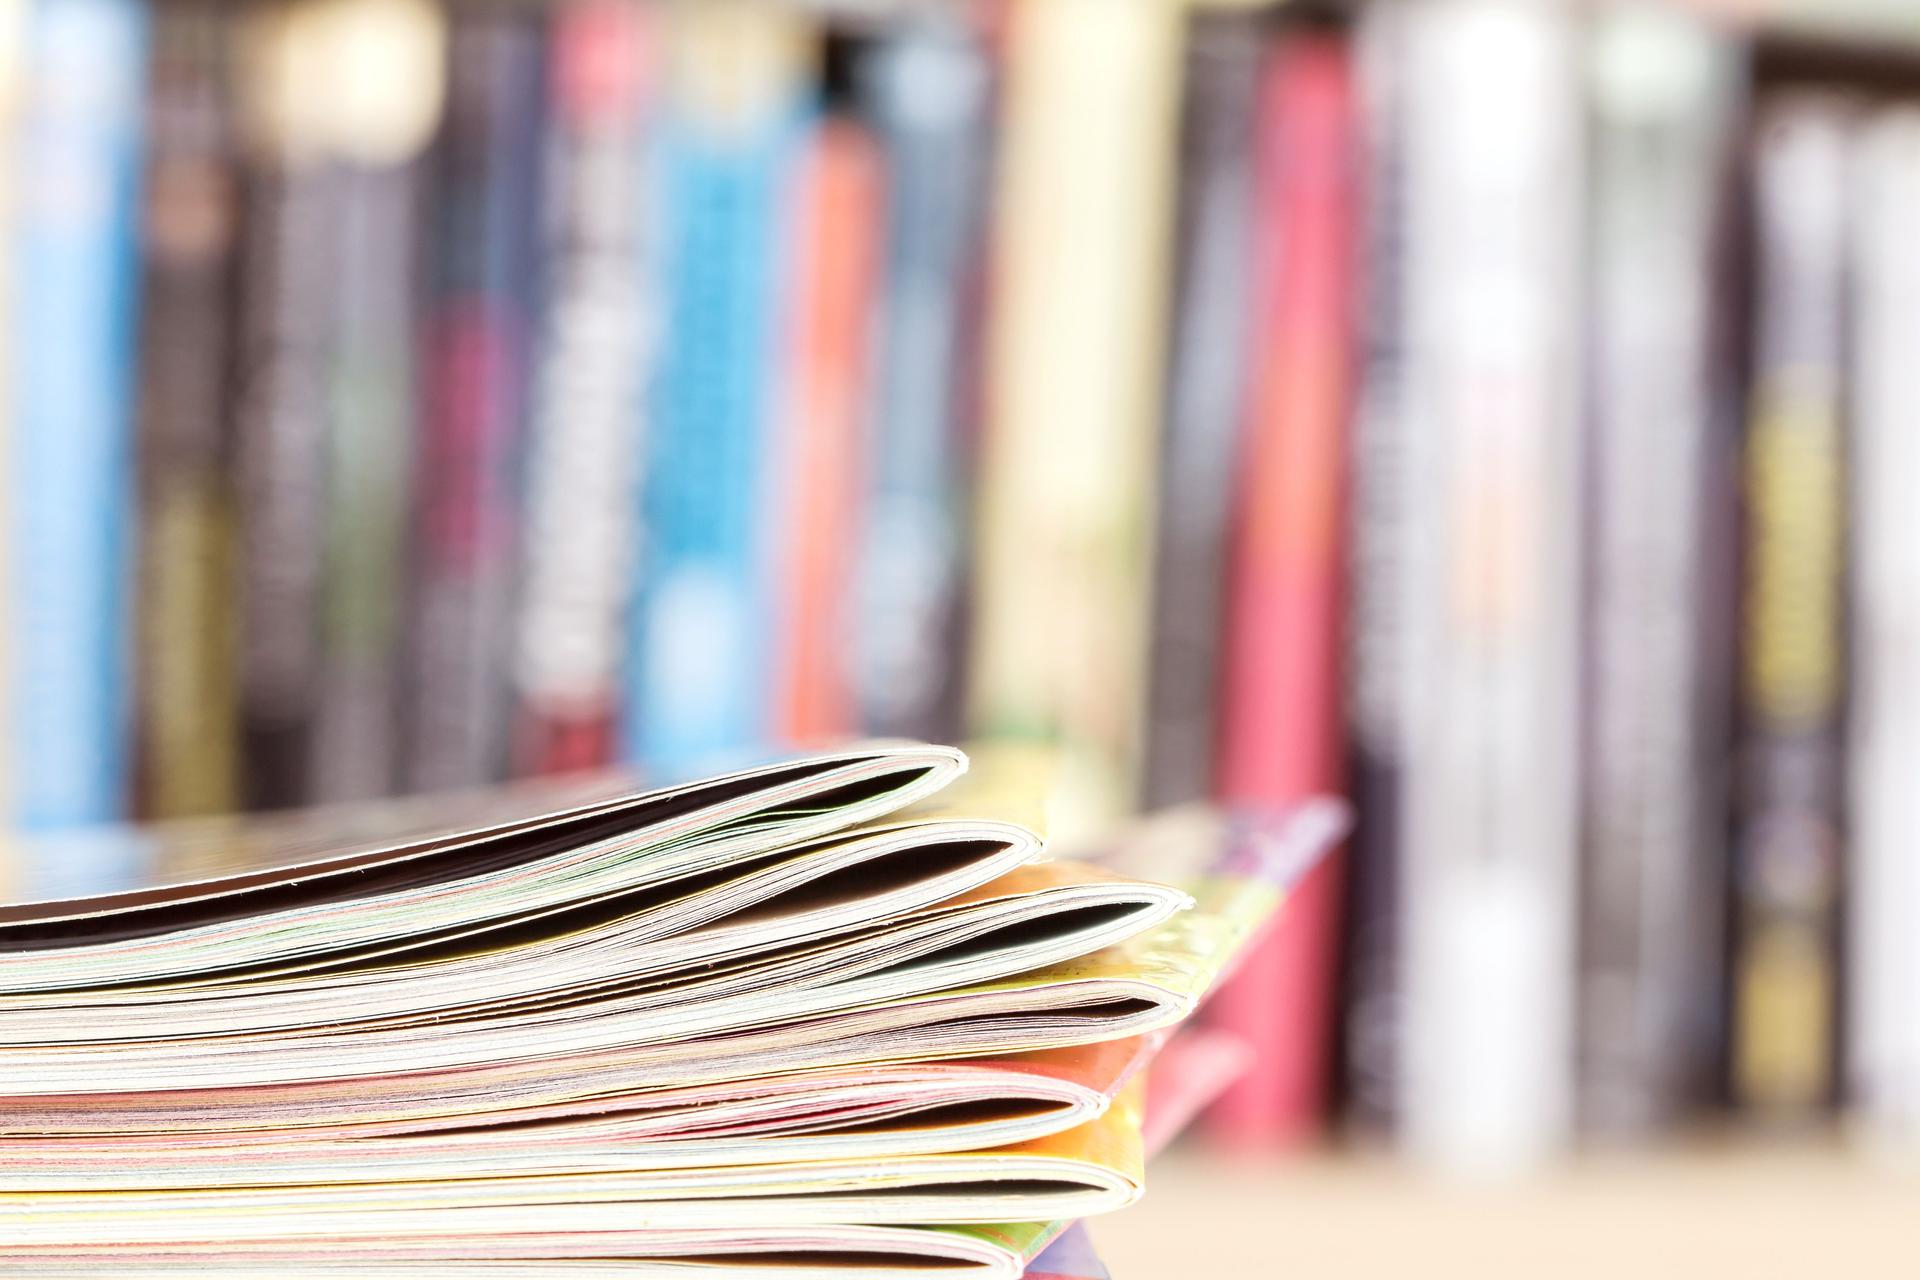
<box><xmin>1207</xmin><ymin>33</ymin><xmax>1357</xmax><ymax>1145</ymax></box>
<box><xmin>772</xmin><ymin>116</ymin><xmax>884</xmax><ymax>744</ymax></box>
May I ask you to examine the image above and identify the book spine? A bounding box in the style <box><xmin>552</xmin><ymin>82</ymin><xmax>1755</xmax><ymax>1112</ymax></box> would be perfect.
<box><xmin>1206</xmin><ymin>31</ymin><xmax>1357</xmax><ymax>1147</ymax></box>
<box><xmin>1848</xmin><ymin>106</ymin><xmax>1920</xmax><ymax>1146</ymax></box>
<box><xmin>1139</xmin><ymin>12</ymin><xmax>1260</xmax><ymax>812</ymax></box>
<box><xmin>8</xmin><ymin>0</ymin><xmax>146</xmax><ymax>876</ymax></box>
<box><xmin>1578</xmin><ymin>2</ymin><xmax>1743</xmax><ymax>1136</ymax></box>
<box><xmin>1732</xmin><ymin>95</ymin><xmax>1851</xmax><ymax>1120</ymax></box>
<box><xmin>513</xmin><ymin>0</ymin><xmax>653</xmax><ymax>777</ymax></box>
<box><xmin>769</xmin><ymin>109</ymin><xmax>882</xmax><ymax>746</ymax></box>
<box><xmin>132</xmin><ymin>0</ymin><xmax>240</xmax><ymax>821</ymax></box>
<box><xmin>1342</xmin><ymin>0</ymin><xmax>1410</xmax><ymax>1134</ymax></box>
<box><xmin>0</xmin><ymin>0</ymin><xmax>24</xmax><ymax>898</ymax></box>
<box><xmin>625</xmin><ymin>0</ymin><xmax>815</xmax><ymax>778</ymax></box>
<box><xmin>404</xmin><ymin>1</ymin><xmax>537</xmax><ymax>795</ymax></box>
<box><xmin>311</xmin><ymin>159</ymin><xmax>416</xmax><ymax>805</ymax></box>
<box><xmin>231</xmin><ymin>0</ymin><xmax>340</xmax><ymax>811</ymax></box>
<box><xmin>1397</xmin><ymin>0</ymin><xmax>1584</xmax><ymax>1171</ymax></box>
<box><xmin>966</xmin><ymin>0</ymin><xmax>1184</xmax><ymax>841</ymax></box>
<box><xmin>846</xmin><ymin>14</ymin><xmax>991</xmax><ymax>746</ymax></box>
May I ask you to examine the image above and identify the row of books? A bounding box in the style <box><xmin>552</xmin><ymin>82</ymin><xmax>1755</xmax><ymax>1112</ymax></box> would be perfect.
<box><xmin>5</xmin><ymin>0</ymin><xmax>1920</xmax><ymax>1166</ymax></box>
<box><xmin>1330</xmin><ymin>0</ymin><xmax>1920</xmax><ymax>1168</ymax></box>
<box><xmin>1007</xmin><ymin>0</ymin><xmax>1920</xmax><ymax>1165</ymax></box>
<box><xmin>2</xmin><ymin>0</ymin><xmax>997</xmax><ymax>866</ymax></box>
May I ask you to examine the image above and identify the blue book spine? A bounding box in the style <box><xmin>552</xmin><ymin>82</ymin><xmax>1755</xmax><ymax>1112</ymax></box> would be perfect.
<box><xmin>625</xmin><ymin>19</ymin><xmax>813</xmax><ymax>779</ymax></box>
<box><xmin>8</xmin><ymin>0</ymin><xmax>147</xmax><ymax>887</ymax></box>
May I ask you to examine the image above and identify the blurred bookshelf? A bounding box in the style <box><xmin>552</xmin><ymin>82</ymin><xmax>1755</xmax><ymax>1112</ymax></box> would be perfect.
<box><xmin>10</xmin><ymin>0</ymin><xmax>1920</xmax><ymax>1259</ymax></box>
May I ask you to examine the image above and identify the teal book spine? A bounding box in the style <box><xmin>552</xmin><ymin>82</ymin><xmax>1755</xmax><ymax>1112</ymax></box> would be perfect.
<box><xmin>624</xmin><ymin>7</ymin><xmax>814</xmax><ymax>778</ymax></box>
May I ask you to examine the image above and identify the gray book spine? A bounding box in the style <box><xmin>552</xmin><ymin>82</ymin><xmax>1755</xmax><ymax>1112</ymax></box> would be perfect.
<box><xmin>231</xmin><ymin>18</ymin><xmax>340</xmax><ymax>811</ymax></box>
<box><xmin>310</xmin><ymin>155</ymin><xmax>421</xmax><ymax>804</ymax></box>
<box><xmin>1577</xmin><ymin>2</ymin><xmax>1743</xmax><ymax>1136</ymax></box>
<box><xmin>847</xmin><ymin>13</ymin><xmax>992</xmax><ymax>745</ymax></box>
<box><xmin>405</xmin><ymin>9</ymin><xmax>544</xmax><ymax>794</ymax></box>
<box><xmin>1139</xmin><ymin>12</ymin><xmax>1261</xmax><ymax>810</ymax></box>
<box><xmin>1343</xmin><ymin>0</ymin><xmax>1409</xmax><ymax>1131</ymax></box>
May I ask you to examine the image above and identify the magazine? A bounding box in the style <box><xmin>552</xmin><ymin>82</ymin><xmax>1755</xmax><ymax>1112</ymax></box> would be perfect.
<box><xmin>1</xmin><ymin>742</ymin><xmax>1340</xmax><ymax>1275</ymax></box>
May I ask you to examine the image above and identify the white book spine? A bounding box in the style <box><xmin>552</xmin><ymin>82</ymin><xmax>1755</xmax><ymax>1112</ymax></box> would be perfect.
<box><xmin>1397</xmin><ymin>0</ymin><xmax>1584</xmax><ymax>1172</ymax></box>
<box><xmin>1848</xmin><ymin>107</ymin><xmax>1920</xmax><ymax>1149</ymax></box>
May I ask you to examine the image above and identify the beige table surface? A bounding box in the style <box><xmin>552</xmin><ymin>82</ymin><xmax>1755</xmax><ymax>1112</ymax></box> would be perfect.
<box><xmin>1090</xmin><ymin>1143</ymin><xmax>1920</xmax><ymax>1279</ymax></box>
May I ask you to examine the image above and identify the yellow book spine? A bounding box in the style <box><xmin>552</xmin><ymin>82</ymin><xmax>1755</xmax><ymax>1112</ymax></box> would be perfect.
<box><xmin>1735</xmin><ymin>388</ymin><xmax>1845</xmax><ymax>1113</ymax></box>
<box><xmin>967</xmin><ymin>0</ymin><xmax>1183</xmax><ymax>843</ymax></box>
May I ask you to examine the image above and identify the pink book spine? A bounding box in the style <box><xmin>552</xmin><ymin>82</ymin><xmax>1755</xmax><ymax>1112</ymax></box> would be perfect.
<box><xmin>1205</xmin><ymin>33</ymin><xmax>1357</xmax><ymax>1147</ymax></box>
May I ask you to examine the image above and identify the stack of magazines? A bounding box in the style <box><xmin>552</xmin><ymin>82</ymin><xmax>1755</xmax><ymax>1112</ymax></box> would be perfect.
<box><xmin>0</xmin><ymin>743</ymin><xmax>1337</xmax><ymax>1276</ymax></box>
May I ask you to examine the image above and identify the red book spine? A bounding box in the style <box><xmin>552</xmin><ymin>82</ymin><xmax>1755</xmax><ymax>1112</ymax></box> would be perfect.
<box><xmin>1206</xmin><ymin>34</ymin><xmax>1357</xmax><ymax>1146</ymax></box>
<box><xmin>771</xmin><ymin>116</ymin><xmax>884</xmax><ymax>745</ymax></box>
